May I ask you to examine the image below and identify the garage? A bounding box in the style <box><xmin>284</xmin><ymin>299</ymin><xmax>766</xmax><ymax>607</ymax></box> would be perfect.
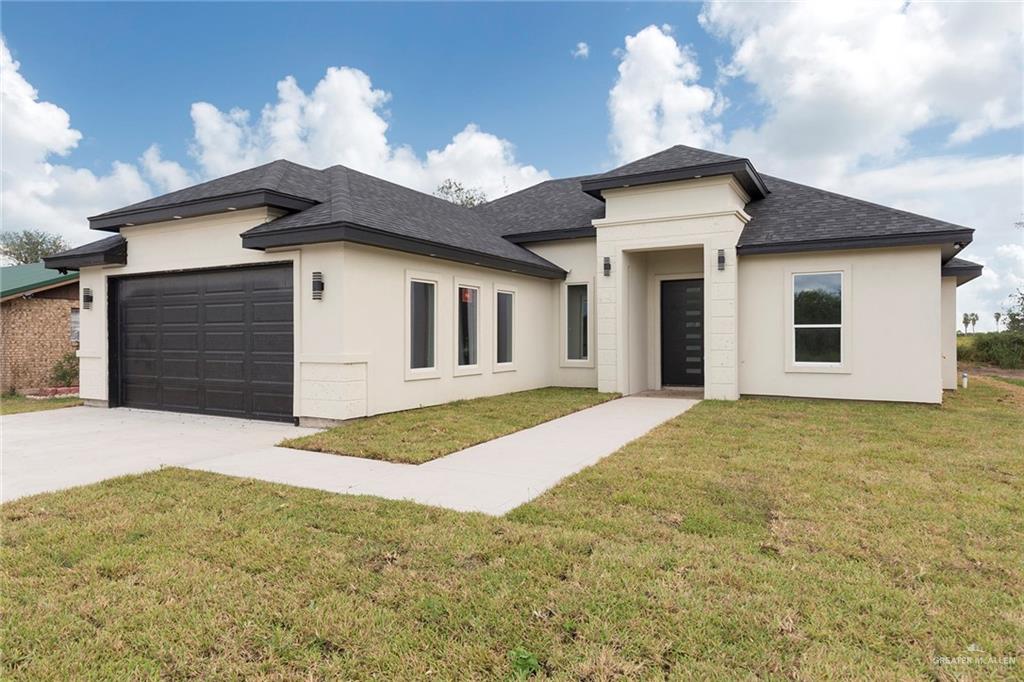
<box><xmin>111</xmin><ymin>264</ymin><xmax>294</xmax><ymax>422</ymax></box>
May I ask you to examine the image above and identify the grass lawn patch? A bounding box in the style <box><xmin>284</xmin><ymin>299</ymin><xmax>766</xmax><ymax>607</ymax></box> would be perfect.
<box><xmin>3</xmin><ymin>378</ymin><xmax>1022</xmax><ymax>679</ymax></box>
<box><xmin>994</xmin><ymin>375</ymin><xmax>1024</xmax><ymax>388</ymax></box>
<box><xmin>0</xmin><ymin>394</ymin><xmax>82</xmax><ymax>415</ymax></box>
<box><xmin>280</xmin><ymin>387</ymin><xmax>617</xmax><ymax>464</ymax></box>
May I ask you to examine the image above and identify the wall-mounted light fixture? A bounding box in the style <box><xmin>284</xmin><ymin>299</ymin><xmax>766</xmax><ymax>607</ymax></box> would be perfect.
<box><xmin>82</xmin><ymin>288</ymin><xmax>94</xmax><ymax>310</ymax></box>
<box><xmin>312</xmin><ymin>272</ymin><xmax>325</xmax><ymax>300</ymax></box>
<box><xmin>717</xmin><ymin>249</ymin><xmax>726</xmax><ymax>271</ymax></box>
<box><xmin>603</xmin><ymin>256</ymin><xmax>611</xmax><ymax>277</ymax></box>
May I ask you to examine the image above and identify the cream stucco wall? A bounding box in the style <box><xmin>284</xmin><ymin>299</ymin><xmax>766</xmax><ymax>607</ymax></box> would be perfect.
<box><xmin>594</xmin><ymin>176</ymin><xmax>748</xmax><ymax>399</ymax></box>
<box><xmin>738</xmin><ymin>245</ymin><xmax>944</xmax><ymax>403</ymax></box>
<box><xmin>337</xmin><ymin>243</ymin><xmax>560</xmax><ymax>417</ymax></box>
<box><xmin>941</xmin><ymin>276</ymin><xmax>958</xmax><ymax>391</ymax></box>
<box><xmin>526</xmin><ymin>239</ymin><xmax>599</xmax><ymax>388</ymax></box>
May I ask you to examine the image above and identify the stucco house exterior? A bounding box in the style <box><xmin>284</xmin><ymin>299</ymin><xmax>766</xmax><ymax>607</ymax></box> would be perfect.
<box><xmin>1</xmin><ymin>262</ymin><xmax>80</xmax><ymax>393</ymax></box>
<box><xmin>44</xmin><ymin>145</ymin><xmax>983</xmax><ymax>424</ymax></box>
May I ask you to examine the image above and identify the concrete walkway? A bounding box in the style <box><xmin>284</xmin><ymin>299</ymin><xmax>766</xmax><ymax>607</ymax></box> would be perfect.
<box><xmin>3</xmin><ymin>397</ymin><xmax>697</xmax><ymax>514</ymax></box>
<box><xmin>187</xmin><ymin>397</ymin><xmax>696</xmax><ymax>515</ymax></box>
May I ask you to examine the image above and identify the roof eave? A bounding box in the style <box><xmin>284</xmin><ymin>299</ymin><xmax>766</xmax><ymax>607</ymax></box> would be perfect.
<box><xmin>941</xmin><ymin>261</ymin><xmax>984</xmax><ymax>287</ymax></box>
<box><xmin>88</xmin><ymin>190</ymin><xmax>319</xmax><ymax>232</ymax></box>
<box><xmin>737</xmin><ymin>228</ymin><xmax>974</xmax><ymax>258</ymax></box>
<box><xmin>504</xmin><ymin>226</ymin><xmax>596</xmax><ymax>244</ymax></box>
<box><xmin>43</xmin><ymin>239</ymin><xmax>128</xmax><ymax>273</ymax></box>
<box><xmin>580</xmin><ymin>159</ymin><xmax>769</xmax><ymax>202</ymax></box>
<box><xmin>242</xmin><ymin>221</ymin><xmax>567</xmax><ymax>280</ymax></box>
<box><xmin>0</xmin><ymin>274</ymin><xmax>79</xmax><ymax>302</ymax></box>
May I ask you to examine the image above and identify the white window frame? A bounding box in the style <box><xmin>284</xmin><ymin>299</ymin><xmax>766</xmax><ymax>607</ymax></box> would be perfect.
<box><xmin>453</xmin><ymin>278</ymin><xmax>483</xmax><ymax>377</ymax></box>
<box><xmin>405</xmin><ymin>270</ymin><xmax>441</xmax><ymax>381</ymax></box>
<box><xmin>493</xmin><ymin>285</ymin><xmax>517</xmax><ymax>373</ymax></box>
<box><xmin>70</xmin><ymin>307</ymin><xmax>81</xmax><ymax>344</ymax></box>
<box><xmin>560</xmin><ymin>279</ymin><xmax>594</xmax><ymax>368</ymax></box>
<box><xmin>785</xmin><ymin>268</ymin><xmax>851</xmax><ymax>374</ymax></box>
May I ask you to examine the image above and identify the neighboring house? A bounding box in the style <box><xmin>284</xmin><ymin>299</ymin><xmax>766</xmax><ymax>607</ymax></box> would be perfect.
<box><xmin>1</xmin><ymin>262</ymin><xmax>80</xmax><ymax>393</ymax></box>
<box><xmin>44</xmin><ymin>145</ymin><xmax>982</xmax><ymax>424</ymax></box>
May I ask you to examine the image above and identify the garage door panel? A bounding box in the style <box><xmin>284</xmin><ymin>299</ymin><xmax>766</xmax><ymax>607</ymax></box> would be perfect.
<box><xmin>115</xmin><ymin>264</ymin><xmax>294</xmax><ymax>422</ymax></box>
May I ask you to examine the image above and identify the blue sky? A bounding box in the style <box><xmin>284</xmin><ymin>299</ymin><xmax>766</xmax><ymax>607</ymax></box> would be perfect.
<box><xmin>6</xmin><ymin>2</ymin><xmax>732</xmax><ymax>177</ymax></box>
<box><xmin>2</xmin><ymin>2</ymin><xmax>1022</xmax><ymax>328</ymax></box>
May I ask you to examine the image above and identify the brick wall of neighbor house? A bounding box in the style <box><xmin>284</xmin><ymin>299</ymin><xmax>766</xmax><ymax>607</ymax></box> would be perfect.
<box><xmin>1</xmin><ymin>290</ymin><xmax>79</xmax><ymax>393</ymax></box>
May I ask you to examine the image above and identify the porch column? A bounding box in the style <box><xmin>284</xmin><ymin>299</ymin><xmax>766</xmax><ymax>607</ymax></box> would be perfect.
<box><xmin>705</xmin><ymin>241</ymin><xmax>739</xmax><ymax>400</ymax></box>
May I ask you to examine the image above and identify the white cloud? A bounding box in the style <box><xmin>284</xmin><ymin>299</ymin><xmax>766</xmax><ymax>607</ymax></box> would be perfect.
<box><xmin>186</xmin><ymin>67</ymin><xmax>549</xmax><ymax>199</ymax></box>
<box><xmin>699</xmin><ymin>0</ymin><xmax>1024</xmax><ymax>182</ymax></box>
<box><xmin>572</xmin><ymin>42</ymin><xmax>589</xmax><ymax>59</ymax></box>
<box><xmin>608</xmin><ymin>24</ymin><xmax>721</xmax><ymax>163</ymax></box>
<box><xmin>0</xmin><ymin>38</ymin><xmax>153</xmax><ymax>245</ymax></box>
<box><xmin>140</xmin><ymin>144</ymin><xmax>194</xmax><ymax>193</ymax></box>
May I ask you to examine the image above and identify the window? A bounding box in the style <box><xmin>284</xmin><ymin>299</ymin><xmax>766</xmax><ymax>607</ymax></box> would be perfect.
<box><xmin>457</xmin><ymin>285</ymin><xmax>478</xmax><ymax>366</ymax></box>
<box><xmin>496</xmin><ymin>290</ymin><xmax>514</xmax><ymax>366</ymax></box>
<box><xmin>410</xmin><ymin>280</ymin><xmax>435</xmax><ymax>369</ymax></box>
<box><xmin>566</xmin><ymin>284</ymin><xmax>588</xmax><ymax>360</ymax></box>
<box><xmin>793</xmin><ymin>272</ymin><xmax>842</xmax><ymax>364</ymax></box>
<box><xmin>70</xmin><ymin>308</ymin><xmax>80</xmax><ymax>344</ymax></box>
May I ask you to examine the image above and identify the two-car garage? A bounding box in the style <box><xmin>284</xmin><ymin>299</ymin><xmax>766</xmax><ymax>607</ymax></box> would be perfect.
<box><xmin>109</xmin><ymin>264</ymin><xmax>295</xmax><ymax>422</ymax></box>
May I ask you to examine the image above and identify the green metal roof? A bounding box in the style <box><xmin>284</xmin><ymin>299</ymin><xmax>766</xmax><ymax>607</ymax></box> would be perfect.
<box><xmin>0</xmin><ymin>261</ymin><xmax>79</xmax><ymax>299</ymax></box>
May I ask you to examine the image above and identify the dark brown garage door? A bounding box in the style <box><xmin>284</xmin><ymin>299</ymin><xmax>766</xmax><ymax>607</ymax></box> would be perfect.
<box><xmin>112</xmin><ymin>264</ymin><xmax>294</xmax><ymax>422</ymax></box>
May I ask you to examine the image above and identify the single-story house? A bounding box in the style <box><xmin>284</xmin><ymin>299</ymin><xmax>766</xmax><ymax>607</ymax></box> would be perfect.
<box><xmin>1</xmin><ymin>261</ymin><xmax>80</xmax><ymax>393</ymax></box>
<box><xmin>44</xmin><ymin>145</ymin><xmax>983</xmax><ymax>424</ymax></box>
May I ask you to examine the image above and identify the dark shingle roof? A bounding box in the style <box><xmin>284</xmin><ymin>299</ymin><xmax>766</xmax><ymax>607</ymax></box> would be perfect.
<box><xmin>941</xmin><ymin>256</ymin><xmax>984</xmax><ymax>285</ymax></box>
<box><xmin>242</xmin><ymin>166</ymin><xmax>563</xmax><ymax>275</ymax></box>
<box><xmin>590</xmin><ymin>145</ymin><xmax>740</xmax><ymax>181</ymax></box>
<box><xmin>1</xmin><ymin>261</ymin><xmax>78</xmax><ymax>299</ymax></box>
<box><xmin>92</xmin><ymin>160</ymin><xmax>327</xmax><ymax>219</ymax></box>
<box><xmin>473</xmin><ymin>175</ymin><xmax>605</xmax><ymax>239</ymax></box>
<box><xmin>42</xmin><ymin>235</ymin><xmax>127</xmax><ymax>272</ymax></box>
<box><xmin>739</xmin><ymin>175</ymin><xmax>972</xmax><ymax>252</ymax></box>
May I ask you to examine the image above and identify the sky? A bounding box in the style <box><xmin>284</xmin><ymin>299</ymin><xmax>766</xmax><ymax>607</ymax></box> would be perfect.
<box><xmin>2</xmin><ymin>1</ymin><xmax>1022</xmax><ymax>330</ymax></box>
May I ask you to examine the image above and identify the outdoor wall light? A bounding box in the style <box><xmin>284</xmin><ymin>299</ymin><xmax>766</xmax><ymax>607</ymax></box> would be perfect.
<box><xmin>603</xmin><ymin>256</ymin><xmax>611</xmax><ymax>277</ymax></box>
<box><xmin>312</xmin><ymin>272</ymin><xmax>325</xmax><ymax>300</ymax></box>
<box><xmin>82</xmin><ymin>288</ymin><xmax>93</xmax><ymax>309</ymax></box>
<box><xmin>717</xmin><ymin>249</ymin><xmax>726</xmax><ymax>271</ymax></box>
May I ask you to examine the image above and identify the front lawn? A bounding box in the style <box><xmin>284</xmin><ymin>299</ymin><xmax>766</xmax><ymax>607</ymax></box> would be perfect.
<box><xmin>0</xmin><ymin>394</ymin><xmax>82</xmax><ymax>415</ymax></box>
<box><xmin>281</xmin><ymin>386</ymin><xmax>617</xmax><ymax>464</ymax></box>
<box><xmin>3</xmin><ymin>378</ymin><xmax>1022</xmax><ymax>679</ymax></box>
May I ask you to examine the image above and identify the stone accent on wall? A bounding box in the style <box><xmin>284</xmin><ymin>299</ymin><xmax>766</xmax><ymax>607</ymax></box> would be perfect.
<box><xmin>299</xmin><ymin>358</ymin><xmax>368</xmax><ymax>421</ymax></box>
<box><xmin>1</xmin><ymin>295</ymin><xmax>80</xmax><ymax>392</ymax></box>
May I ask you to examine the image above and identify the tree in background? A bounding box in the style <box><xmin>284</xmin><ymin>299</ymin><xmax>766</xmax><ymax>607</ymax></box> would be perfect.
<box><xmin>994</xmin><ymin>311</ymin><xmax>1002</xmax><ymax>330</ymax></box>
<box><xmin>1005</xmin><ymin>288</ymin><xmax>1024</xmax><ymax>332</ymax></box>
<box><xmin>0</xmin><ymin>229</ymin><xmax>69</xmax><ymax>265</ymax></box>
<box><xmin>963</xmin><ymin>312</ymin><xmax>971</xmax><ymax>334</ymax></box>
<box><xmin>969</xmin><ymin>312</ymin><xmax>979</xmax><ymax>333</ymax></box>
<box><xmin>434</xmin><ymin>179</ymin><xmax>487</xmax><ymax>207</ymax></box>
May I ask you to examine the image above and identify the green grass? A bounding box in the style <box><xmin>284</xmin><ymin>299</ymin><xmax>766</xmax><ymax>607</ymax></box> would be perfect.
<box><xmin>994</xmin><ymin>375</ymin><xmax>1024</xmax><ymax>388</ymax></box>
<box><xmin>0</xmin><ymin>394</ymin><xmax>82</xmax><ymax>415</ymax></box>
<box><xmin>3</xmin><ymin>378</ymin><xmax>1022</xmax><ymax>679</ymax></box>
<box><xmin>281</xmin><ymin>387</ymin><xmax>618</xmax><ymax>464</ymax></box>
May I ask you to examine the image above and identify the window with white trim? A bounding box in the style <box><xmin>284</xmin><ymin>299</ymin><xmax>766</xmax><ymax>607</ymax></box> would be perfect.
<box><xmin>457</xmin><ymin>285</ymin><xmax>479</xmax><ymax>367</ymax></box>
<box><xmin>496</xmin><ymin>290</ymin><xmax>514</xmax><ymax>365</ymax></box>
<box><xmin>566</xmin><ymin>284</ymin><xmax>588</xmax><ymax>361</ymax></box>
<box><xmin>793</xmin><ymin>272</ymin><xmax>842</xmax><ymax>364</ymax></box>
<box><xmin>410</xmin><ymin>279</ymin><xmax>436</xmax><ymax>369</ymax></box>
<box><xmin>70</xmin><ymin>308</ymin><xmax>80</xmax><ymax>344</ymax></box>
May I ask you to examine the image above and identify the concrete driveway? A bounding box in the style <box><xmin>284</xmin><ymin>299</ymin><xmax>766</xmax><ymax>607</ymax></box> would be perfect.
<box><xmin>1</xmin><ymin>407</ymin><xmax>316</xmax><ymax>502</ymax></box>
<box><xmin>3</xmin><ymin>397</ymin><xmax>697</xmax><ymax>514</ymax></box>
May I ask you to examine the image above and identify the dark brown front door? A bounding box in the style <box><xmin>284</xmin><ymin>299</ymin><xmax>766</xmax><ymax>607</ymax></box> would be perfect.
<box><xmin>111</xmin><ymin>264</ymin><xmax>294</xmax><ymax>422</ymax></box>
<box><xmin>660</xmin><ymin>279</ymin><xmax>704</xmax><ymax>386</ymax></box>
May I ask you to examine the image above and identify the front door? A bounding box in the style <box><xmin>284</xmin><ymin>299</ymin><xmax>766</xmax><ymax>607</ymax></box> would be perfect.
<box><xmin>660</xmin><ymin>279</ymin><xmax>704</xmax><ymax>386</ymax></box>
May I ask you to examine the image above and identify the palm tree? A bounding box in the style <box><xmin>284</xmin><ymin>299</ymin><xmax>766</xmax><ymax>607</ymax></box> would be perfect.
<box><xmin>970</xmin><ymin>312</ymin><xmax>979</xmax><ymax>333</ymax></box>
<box><xmin>994</xmin><ymin>311</ymin><xmax>1002</xmax><ymax>331</ymax></box>
<box><xmin>963</xmin><ymin>312</ymin><xmax>971</xmax><ymax>333</ymax></box>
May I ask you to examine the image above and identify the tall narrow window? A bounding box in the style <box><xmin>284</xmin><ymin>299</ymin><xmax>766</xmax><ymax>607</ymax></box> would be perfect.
<box><xmin>410</xmin><ymin>280</ymin><xmax>435</xmax><ymax>369</ymax></box>
<box><xmin>793</xmin><ymin>272</ymin><xmax>842</xmax><ymax>363</ymax></box>
<box><xmin>496</xmin><ymin>290</ymin><xmax>514</xmax><ymax>365</ymax></box>
<box><xmin>70</xmin><ymin>308</ymin><xmax>80</xmax><ymax>344</ymax></box>
<box><xmin>457</xmin><ymin>286</ymin><xmax>478</xmax><ymax>366</ymax></box>
<box><xmin>566</xmin><ymin>284</ymin><xmax>588</xmax><ymax>360</ymax></box>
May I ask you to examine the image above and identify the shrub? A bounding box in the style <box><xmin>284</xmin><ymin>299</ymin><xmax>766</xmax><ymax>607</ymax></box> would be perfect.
<box><xmin>50</xmin><ymin>352</ymin><xmax>79</xmax><ymax>387</ymax></box>
<box><xmin>960</xmin><ymin>331</ymin><xmax>1024</xmax><ymax>369</ymax></box>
